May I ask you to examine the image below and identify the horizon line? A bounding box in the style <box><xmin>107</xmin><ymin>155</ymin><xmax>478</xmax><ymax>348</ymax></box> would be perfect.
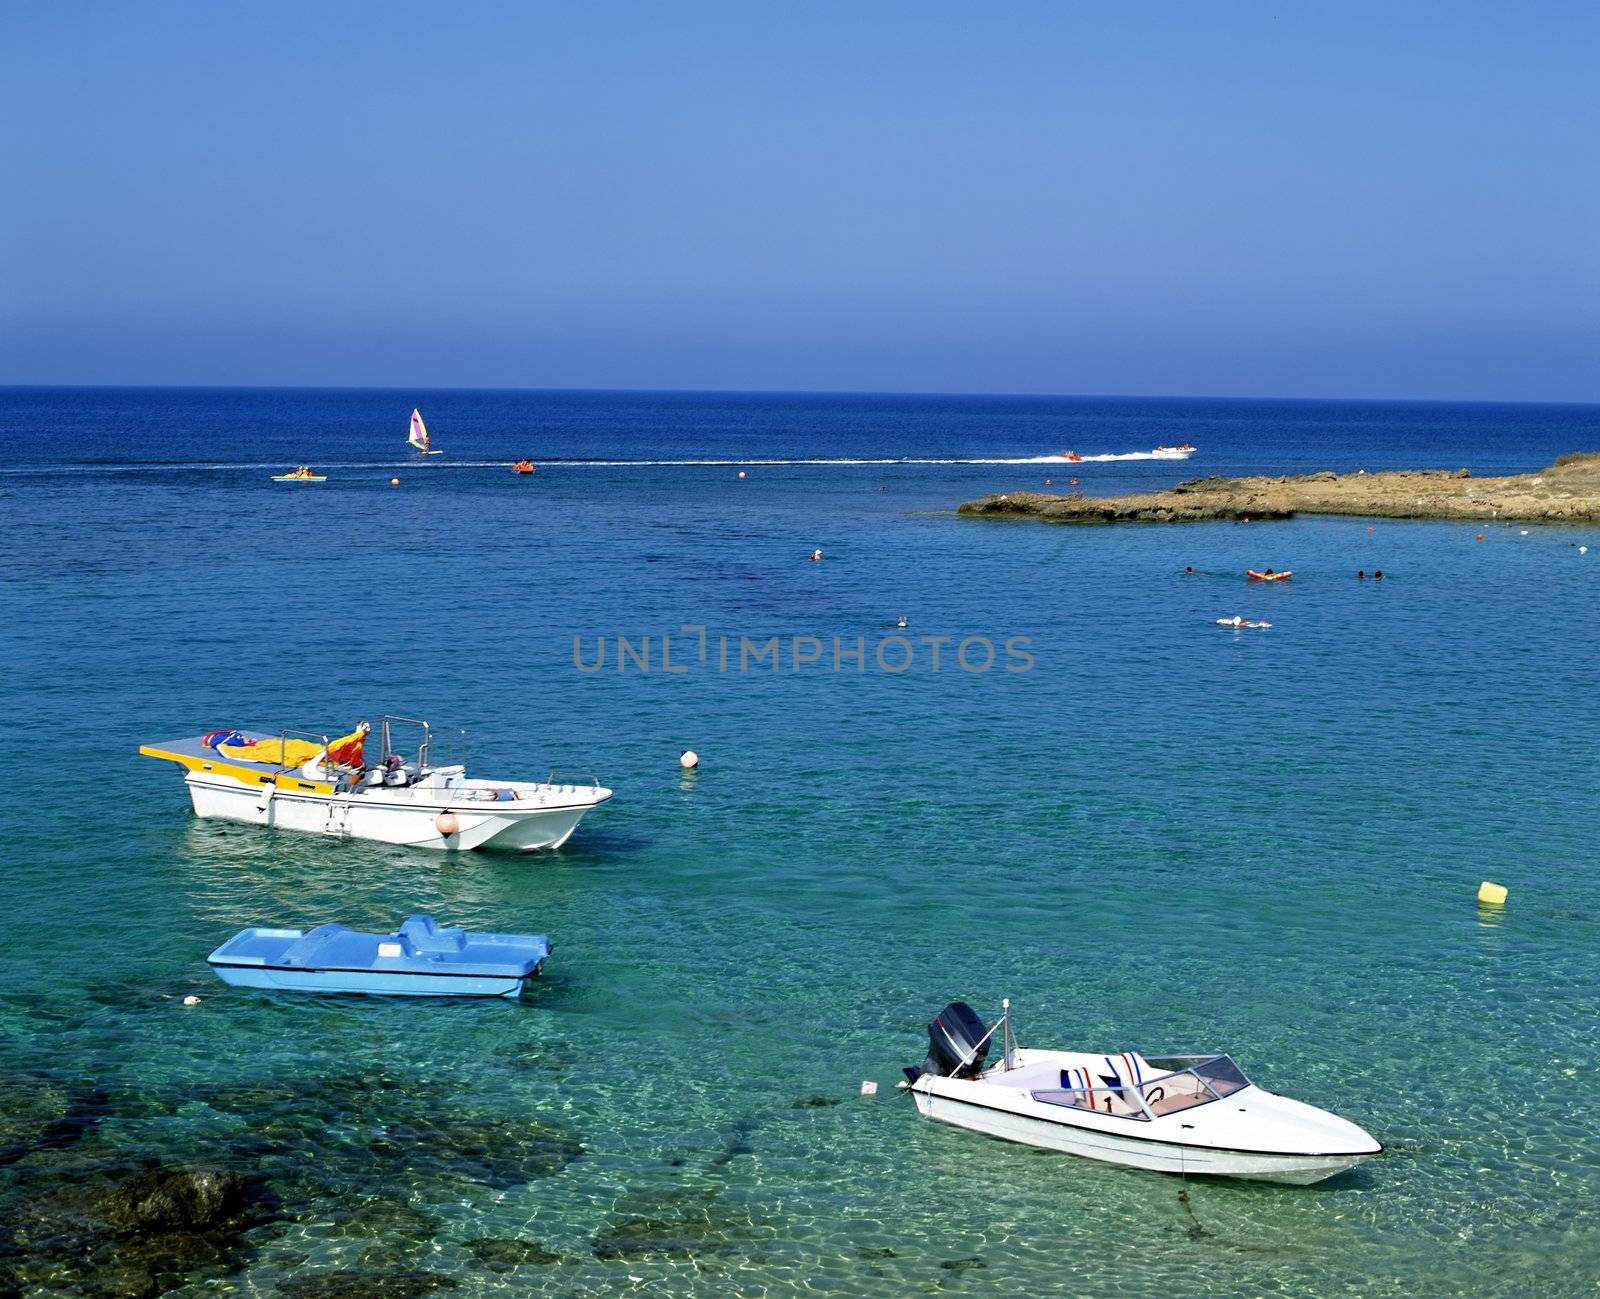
<box><xmin>1</xmin><ymin>381</ymin><xmax>1597</xmax><ymax>410</ymax></box>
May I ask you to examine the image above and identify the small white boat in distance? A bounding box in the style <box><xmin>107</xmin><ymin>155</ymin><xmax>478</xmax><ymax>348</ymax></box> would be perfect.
<box><xmin>1151</xmin><ymin>443</ymin><xmax>1196</xmax><ymax>459</ymax></box>
<box><xmin>902</xmin><ymin>1001</ymin><xmax>1380</xmax><ymax>1185</ymax></box>
<box><xmin>140</xmin><ymin>716</ymin><xmax>611</xmax><ymax>852</ymax></box>
<box><xmin>409</xmin><ymin>407</ymin><xmax>441</xmax><ymax>454</ymax></box>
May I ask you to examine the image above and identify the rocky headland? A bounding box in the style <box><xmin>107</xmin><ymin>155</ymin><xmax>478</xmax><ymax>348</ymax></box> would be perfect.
<box><xmin>958</xmin><ymin>452</ymin><xmax>1600</xmax><ymax>524</ymax></box>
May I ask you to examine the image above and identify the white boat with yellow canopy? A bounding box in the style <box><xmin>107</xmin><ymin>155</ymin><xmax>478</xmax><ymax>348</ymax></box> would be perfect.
<box><xmin>139</xmin><ymin>717</ymin><xmax>611</xmax><ymax>852</ymax></box>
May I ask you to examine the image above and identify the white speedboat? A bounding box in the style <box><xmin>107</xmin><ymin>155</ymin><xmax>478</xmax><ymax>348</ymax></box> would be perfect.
<box><xmin>140</xmin><ymin>717</ymin><xmax>611</xmax><ymax>852</ymax></box>
<box><xmin>1151</xmin><ymin>443</ymin><xmax>1196</xmax><ymax>459</ymax></box>
<box><xmin>901</xmin><ymin>1001</ymin><xmax>1380</xmax><ymax>1185</ymax></box>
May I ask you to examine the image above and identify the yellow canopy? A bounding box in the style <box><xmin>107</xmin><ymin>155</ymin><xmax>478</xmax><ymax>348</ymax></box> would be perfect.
<box><xmin>218</xmin><ymin>736</ymin><xmax>323</xmax><ymax>767</ymax></box>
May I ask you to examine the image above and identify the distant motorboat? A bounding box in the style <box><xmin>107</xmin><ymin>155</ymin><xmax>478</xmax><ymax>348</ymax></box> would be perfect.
<box><xmin>409</xmin><ymin>408</ymin><xmax>441</xmax><ymax>455</ymax></box>
<box><xmin>901</xmin><ymin>1000</ymin><xmax>1380</xmax><ymax>1185</ymax></box>
<box><xmin>1054</xmin><ymin>445</ymin><xmax>1195</xmax><ymax>463</ymax></box>
<box><xmin>272</xmin><ymin>467</ymin><xmax>325</xmax><ymax>481</ymax></box>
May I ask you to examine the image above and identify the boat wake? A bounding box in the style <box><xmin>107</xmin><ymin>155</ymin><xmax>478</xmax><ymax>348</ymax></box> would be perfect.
<box><xmin>36</xmin><ymin>449</ymin><xmax>1193</xmax><ymax>474</ymax></box>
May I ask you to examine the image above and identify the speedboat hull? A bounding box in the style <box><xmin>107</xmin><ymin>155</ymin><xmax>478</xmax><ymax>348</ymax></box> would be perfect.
<box><xmin>911</xmin><ymin>1083</ymin><xmax>1373</xmax><ymax>1184</ymax></box>
<box><xmin>185</xmin><ymin>771</ymin><xmax>607</xmax><ymax>851</ymax></box>
<box><xmin>903</xmin><ymin>1009</ymin><xmax>1380</xmax><ymax>1187</ymax></box>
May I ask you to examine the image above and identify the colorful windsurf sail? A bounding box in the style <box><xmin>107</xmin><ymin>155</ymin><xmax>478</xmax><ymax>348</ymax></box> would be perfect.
<box><xmin>408</xmin><ymin>408</ymin><xmax>430</xmax><ymax>452</ymax></box>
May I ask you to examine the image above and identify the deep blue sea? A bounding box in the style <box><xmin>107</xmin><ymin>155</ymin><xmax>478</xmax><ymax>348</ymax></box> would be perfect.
<box><xmin>3</xmin><ymin>387</ymin><xmax>1599</xmax><ymax>1297</ymax></box>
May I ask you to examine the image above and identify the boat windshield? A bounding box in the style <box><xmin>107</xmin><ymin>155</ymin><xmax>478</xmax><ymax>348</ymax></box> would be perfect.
<box><xmin>1137</xmin><ymin>1054</ymin><xmax>1251</xmax><ymax>1118</ymax></box>
<box><xmin>1032</xmin><ymin>1054</ymin><xmax>1252</xmax><ymax>1121</ymax></box>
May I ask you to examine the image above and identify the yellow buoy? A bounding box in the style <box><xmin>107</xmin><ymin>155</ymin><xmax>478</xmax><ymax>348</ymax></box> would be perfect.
<box><xmin>1477</xmin><ymin>880</ymin><xmax>1508</xmax><ymax>906</ymax></box>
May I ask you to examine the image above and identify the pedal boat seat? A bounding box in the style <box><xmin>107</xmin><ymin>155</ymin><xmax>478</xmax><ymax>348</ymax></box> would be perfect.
<box><xmin>398</xmin><ymin>914</ymin><xmax>468</xmax><ymax>955</ymax></box>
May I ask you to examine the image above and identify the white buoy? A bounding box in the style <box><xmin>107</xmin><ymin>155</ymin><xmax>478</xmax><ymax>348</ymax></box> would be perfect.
<box><xmin>738</xmin><ymin>470</ymin><xmax>746</xmax><ymax>479</ymax></box>
<box><xmin>182</xmin><ymin>995</ymin><xmax>200</xmax><ymax>1007</ymax></box>
<box><xmin>860</xmin><ymin>1080</ymin><xmax>878</xmax><ymax>1096</ymax></box>
<box><xmin>1581</xmin><ymin>546</ymin><xmax>1588</xmax><ymax>555</ymax></box>
<box><xmin>679</xmin><ymin>749</ymin><xmax>699</xmax><ymax>770</ymax></box>
<box><xmin>436</xmin><ymin>811</ymin><xmax>460</xmax><ymax>836</ymax></box>
<box><xmin>1520</xmin><ymin>529</ymin><xmax>1529</xmax><ymax>536</ymax></box>
<box><xmin>390</xmin><ymin>478</ymin><xmax>400</xmax><ymax>486</ymax></box>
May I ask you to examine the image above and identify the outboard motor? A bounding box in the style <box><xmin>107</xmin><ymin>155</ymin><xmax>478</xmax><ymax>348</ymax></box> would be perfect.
<box><xmin>905</xmin><ymin>1001</ymin><xmax>990</xmax><ymax>1084</ymax></box>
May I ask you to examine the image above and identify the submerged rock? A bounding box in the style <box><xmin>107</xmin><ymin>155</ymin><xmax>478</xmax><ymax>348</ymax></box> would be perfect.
<box><xmin>592</xmin><ymin>1188</ymin><xmax>769</xmax><ymax>1265</ymax></box>
<box><xmin>0</xmin><ymin>1077</ymin><xmax>116</xmax><ymax>1168</ymax></box>
<box><xmin>196</xmin><ymin>1072</ymin><xmax>584</xmax><ymax>1191</ymax></box>
<box><xmin>0</xmin><ymin>1163</ymin><xmax>269</xmax><ymax>1298</ymax></box>
<box><xmin>323</xmin><ymin>1197</ymin><xmax>441</xmax><ymax>1243</ymax></box>
<box><xmin>277</xmin><ymin>1270</ymin><xmax>457</xmax><ymax>1299</ymax></box>
<box><xmin>790</xmin><ymin>1095</ymin><xmax>843</xmax><ymax>1109</ymax></box>
<box><xmin>463</xmin><ymin>1236</ymin><xmax>563</xmax><ymax>1269</ymax></box>
<box><xmin>98</xmin><ymin>1167</ymin><xmax>249</xmax><ymax>1234</ymax></box>
<box><xmin>366</xmin><ymin>1116</ymin><xmax>583</xmax><ymax>1188</ymax></box>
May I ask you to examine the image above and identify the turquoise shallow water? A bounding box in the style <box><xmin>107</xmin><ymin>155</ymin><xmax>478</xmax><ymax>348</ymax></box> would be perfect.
<box><xmin>3</xmin><ymin>389</ymin><xmax>1599</xmax><ymax>1296</ymax></box>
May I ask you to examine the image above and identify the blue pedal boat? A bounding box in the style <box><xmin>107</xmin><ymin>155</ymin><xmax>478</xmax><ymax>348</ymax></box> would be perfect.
<box><xmin>207</xmin><ymin>914</ymin><xmax>550</xmax><ymax>998</ymax></box>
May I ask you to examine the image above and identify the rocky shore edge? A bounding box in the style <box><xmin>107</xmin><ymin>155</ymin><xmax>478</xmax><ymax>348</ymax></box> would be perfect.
<box><xmin>958</xmin><ymin>451</ymin><xmax>1600</xmax><ymax>524</ymax></box>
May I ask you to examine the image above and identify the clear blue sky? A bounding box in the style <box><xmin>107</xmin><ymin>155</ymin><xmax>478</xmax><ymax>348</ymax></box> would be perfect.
<box><xmin>3</xmin><ymin>1</ymin><xmax>1596</xmax><ymax>399</ymax></box>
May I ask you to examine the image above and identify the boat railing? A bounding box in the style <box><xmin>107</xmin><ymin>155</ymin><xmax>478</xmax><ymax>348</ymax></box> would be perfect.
<box><xmin>377</xmin><ymin>716</ymin><xmax>467</xmax><ymax>774</ymax></box>
<box><xmin>278</xmin><ymin>728</ymin><xmax>332</xmax><ymax>774</ymax></box>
